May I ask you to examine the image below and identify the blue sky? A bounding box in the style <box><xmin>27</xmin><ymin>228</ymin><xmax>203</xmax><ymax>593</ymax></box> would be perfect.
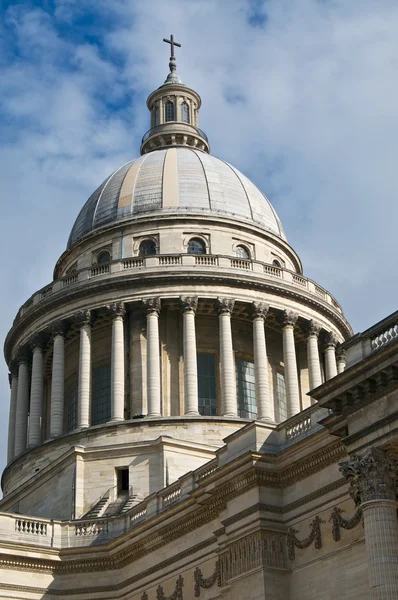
<box><xmin>1</xmin><ymin>0</ymin><xmax>398</xmax><ymax>474</ymax></box>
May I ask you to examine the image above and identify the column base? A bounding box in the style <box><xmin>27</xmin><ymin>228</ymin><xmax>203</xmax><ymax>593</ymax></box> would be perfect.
<box><xmin>222</xmin><ymin>412</ymin><xmax>238</xmax><ymax>417</ymax></box>
<box><xmin>184</xmin><ymin>411</ymin><xmax>200</xmax><ymax>416</ymax></box>
<box><xmin>109</xmin><ymin>417</ymin><xmax>124</xmax><ymax>423</ymax></box>
<box><xmin>147</xmin><ymin>413</ymin><xmax>162</xmax><ymax>418</ymax></box>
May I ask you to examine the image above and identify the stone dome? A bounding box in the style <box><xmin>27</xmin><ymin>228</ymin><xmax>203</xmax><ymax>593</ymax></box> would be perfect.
<box><xmin>67</xmin><ymin>147</ymin><xmax>286</xmax><ymax>248</ymax></box>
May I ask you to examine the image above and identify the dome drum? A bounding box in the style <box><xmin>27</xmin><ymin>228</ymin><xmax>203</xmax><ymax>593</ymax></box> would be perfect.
<box><xmin>141</xmin><ymin>123</ymin><xmax>209</xmax><ymax>154</ymax></box>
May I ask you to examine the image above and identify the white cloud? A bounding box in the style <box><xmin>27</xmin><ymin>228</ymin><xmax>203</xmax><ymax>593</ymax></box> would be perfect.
<box><xmin>1</xmin><ymin>0</ymin><xmax>397</xmax><ymax>472</ymax></box>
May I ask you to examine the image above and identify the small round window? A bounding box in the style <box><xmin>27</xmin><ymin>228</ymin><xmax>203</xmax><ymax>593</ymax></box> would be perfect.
<box><xmin>187</xmin><ymin>237</ymin><xmax>206</xmax><ymax>255</ymax></box>
<box><xmin>139</xmin><ymin>239</ymin><xmax>157</xmax><ymax>256</ymax></box>
<box><xmin>235</xmin><ymin>245</ymin><xmax>250</xmax><ymax>259</ymax></box>
<box><xmin>97</xmin><ymin>251</ymin><xmax>111</xmax><ymax>265</ymax></box>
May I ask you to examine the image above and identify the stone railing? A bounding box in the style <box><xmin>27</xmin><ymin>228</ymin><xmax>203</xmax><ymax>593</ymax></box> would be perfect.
<box><xmin>14</xmin><ymin>254</ymin><xmax>343</xmax><ymax>323</ymax></box>
<box><xmin>343</xmin><ymin>310</ymin><xmax>398</xmax><ymax>368</ymax></box>
<box><xmin>278</xmin><ymin>404</ymin><xmax>330</xmax><ymax>445</ymax></box>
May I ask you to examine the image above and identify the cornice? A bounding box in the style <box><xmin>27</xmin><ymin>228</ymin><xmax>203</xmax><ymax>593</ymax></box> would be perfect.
<box><xmin>5</xmin><ymin>270</ymin><xmax>350</xmax><ymax>362</ymax></box>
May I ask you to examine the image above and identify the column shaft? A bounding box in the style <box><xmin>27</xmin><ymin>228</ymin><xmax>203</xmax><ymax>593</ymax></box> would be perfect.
<box><xmin>282</xmin><ymin>312</ymin><xmax>300</xmax><ymax>417</ymax></box>
<box><xmin>14</xmin><ymin>359</ymin><xmax>30</xmax><ymax>456</ymax></box>
<box><xmin>146</xmin><ymin>301</ymin><xmax>161</xmax><ymax>417</ymax></box>
<box><xmin>307</xmin><ymin>334</ymin><xmax>322</xmax><ymax>390</ymax></box>
<box><xmin>7</xmin><ymin>372</ymin><xmax>18</xmax><ymax>463</ymax></box>
<box><xmin>50</xmin><ymin>333</ymin><xmax>65</xmax><ymax>437</ymax></box>
<box><xmin>28</xmin><ymin>346</ymin><xmax>44</xmax><ymax>447</ymax></box>
<box><xmin>218</xmin><ymin>299</ymin><xmax>236</xmax><ymax>417</ymax></box>
<box><xmin>111</xmin><ymin>313</ymin><xmax>125</xmax><ymax>421</ymax></box>
<box><xmin>182</xmin><ymin>305</ymin><xmax>199</xmax><ymax>415</ymax></box>
<box><xmin>325</xmin><ymin>346</ymin><xmax>337</xmax><ymax>380</ymax></box>
<box><xmin>253</xmin><ymin>316</ymin><xmax>273</xmax><ymax>421</ymax></box>
<box><xmin>78</xmin><ymin>323</ymin><xmax>91</xmax><ymax>428</ymax></box>
<box><xmin>362</xmin><ymin>500</ymin><xmax>398</xmax><ymax>600</ymax></box>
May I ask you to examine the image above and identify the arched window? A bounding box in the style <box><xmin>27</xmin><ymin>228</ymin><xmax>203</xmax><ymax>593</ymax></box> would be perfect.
<box><xmin>181</xmin><ymin>102</ymin><xmax>190</xmax><ymax>123</ymax></box>
<box><xmin>154</xmin><ymin>105</ymin><xmax>160</xmax><ymax>126</ymax></box>
<box><xmin>139</xmin><ymin>239</ymin><xmax>157</xmax><ymax>256</ymax></box>
<box><xmin>165</xmin><ymin>101</ymin><xmax>175</xmax><ymax>122</ymax></box>
<box><xmin>235</xmin><ymin>245</ymin><xmax>250</xmax><ymax>259</ymax></box>
<box><xmin>97</xmin><ymin>251</ymin><xmax>111</xmax><ymax>265</ymax></box>
<box><xmin>187</xmin><ymin>237</ymin><xmax>206</xmax><ymax>255</ymax></box>
<box><xmin>272</xmin><ymin>259</ymin><xmax>282</xmax><ymax>268</ymax></box>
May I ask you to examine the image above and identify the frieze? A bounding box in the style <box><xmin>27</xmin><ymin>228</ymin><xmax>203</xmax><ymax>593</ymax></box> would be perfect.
<box><xmin>287</xmin><ymin>516</ymin><xmax>323</xmax><ymax>560</ymax></box>
<box><xmin>157</xmin><ymin>575</ymin><xmax>183</xmax><ymax>600</ymax></box>
<box><xmin>329</xmin><ymin>506</ymin><xmax>362</xmax><ymax>541</ymax></box>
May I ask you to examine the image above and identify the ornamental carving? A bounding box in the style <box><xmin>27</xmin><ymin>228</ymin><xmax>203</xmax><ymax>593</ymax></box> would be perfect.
<box><xmin>75</xmin><ymin>309</ymin><xmax>92</xmax><ymax>327</ymax></box>
<box><xmin>216</xmin><ymin>298</ymin><xmax>235</xmax><ymax>315</ymax></box>
<box><xmin>252</xmin><ymin>301</ymin><xmax>269</xmax><ymax>320</ymax></box>
<box><xmin>143</xmin><ymin>297</ymin><xmax>161</xmax><ymax>315</ymax></box>
<box><xmin>325</xmin><ymin>331</ymin><xmax>339</xmax><ymax>348</ymax></box>
<box><xmin>16</xmin><ymin>346</ymin><xmax>30</xmax><ymax>364</ymax></box>
<box><xmin>287</xmin><ymin>516</ymin><xmax>323</xmax><ymax>560</ymax></box>
<box><xmin>180</xmin><ymin>296</ymin><xmax>198</xmax><ymax>314</ymax></box>
<box><xmin>282</xmin><ymin>309</ymin><xmax>298</xmax><ymax>328</ymax></box>
<box><xmin>329</xmin><ymin>506</ymin><xmax>362</xmax><ymax>541</ymax></box>
<box><xmin>194</xmin><ymin>562</ymin><xmax>219</xmax><ymax>596</ymax></box>
<box><xmin>8</xmin><ymin>358</ymin><xmax>18</xmax><ymax>378</ymax></box>
<box><xmin>156</xmin><ymin>575</ymin><xmax>183</xmax><ymax>600</ymax></box>
<box><xmin>141</xmin><ymin>593</ymin><xmax>148</xmax><ymax>600</ymax></box>
<box><xmin>306</xmin><ymin>319</ymin><xmax>321</xmax><ymax>337</ymax></box>
<box><xmin>30</xmin><ymin>332</ymin><xmax>47</xmax><ymax>351</ymax></box>
<box><xmin>339</xmin><ymin>447</ymin><xmax>398</xmax><ymax>505</ymax></box>
<box><xmin>107</xmin><ymin>302</ymin><xmax>125</xmax><ymax>318</ymax></box>
<box><xmin>51</xmin><ymin>319</ymin><xmax>68</xmax><ymax>337</ymax></box>
<box><xmin>336</xmin><ymin>345</ymin><xmax>346</xmax><ymax>363</ymax></box>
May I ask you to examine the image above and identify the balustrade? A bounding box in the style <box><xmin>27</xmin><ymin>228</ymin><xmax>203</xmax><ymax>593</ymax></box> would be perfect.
<box><xmin>15</xmin><ymin>518</ymin><xmax>47</xmax><ymax>535</ymax></box>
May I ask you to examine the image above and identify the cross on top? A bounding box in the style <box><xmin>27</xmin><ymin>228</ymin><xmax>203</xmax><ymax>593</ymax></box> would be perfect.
<box><xmin>163</xmin><ymin>34</ymin><xmax>181</xmax><ymax>59</ymax></box>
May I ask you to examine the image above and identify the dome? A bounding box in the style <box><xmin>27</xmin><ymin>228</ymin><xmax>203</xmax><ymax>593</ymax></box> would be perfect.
<box><xmin>67</xmin><ymin>147</ymin><xmax>286</xmax><ymax>248</ymax></box>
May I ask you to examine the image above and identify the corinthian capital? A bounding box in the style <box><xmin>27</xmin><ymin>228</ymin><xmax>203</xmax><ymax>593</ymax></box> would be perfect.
<box><xmin>336</xmin><ymin>345</ymin><xmax>346</xmax><ymax>362</ymax></box>
<box><xmin>51</xmin><ymin>320</ymin><xmax>68</xmax><ymax>338</ymax></box>
<box><xmin>143</xmin><ymin>297</ymin><xmax>161</xmax><ymax>315</ymax></box>
<box><xmin>325</xmin><ymin>331</ymin><xmax>339</xmax><ymax>348</ymax></box>
<box><xmin>180</xmin><ymin>296</ymin><xmax>198</xmax><ymax>314</ymax></box>
<box><xmin>75</xmin><ymin>309</ymin><xmax>92</xmax><ymax>327</ymax></box>
<box><xmin>30</xmin><ymin>332</ymin><xmax>47</xmax><ymax>351</ymax></box>
<box><xmin>216</xmin><ymin>297</ymin><xmax>235</xmax><ymax>316</ymax></box>
<box><xmin>339</xmin><ymin>447</ymin><xmax>397</xmax><ymax>505</ymax></box>
<box><xmin>282</xmin><ymin>310</ymin><xmax>298</xmax><ymax>327</ymax></box>
<box><xmin>107</xmin><ymin>302</ymin><xmax>125</xmax><ymax>319</ymax></box>
<box><xmin>306</xmin><ymin>319</ymin><xmax>322</xmax><ymax>338</ymax></box>
<box><xmin>252</xmin><ymin>302</ymin><xmax>269</xmax><ymax>320</ymax></box>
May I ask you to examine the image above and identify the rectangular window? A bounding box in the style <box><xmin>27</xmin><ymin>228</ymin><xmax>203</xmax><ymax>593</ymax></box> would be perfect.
<box><xmin>276</xmin><ymin>371</ymin><xmax>287</xmax><ymax>422</ymax></box>
<box><xmin>197</xmin><ymin>353</ymin><xmax>217</xmax><ymax>416</ymax></box>
<box><xmin>236</xmin><ymin>358</ymin><xmax>257</xmax><ymax>419</ymax></box>
<box><xmin>92</xmin><ymin>365</ymin><xmax>111</xmax><ymax>425</ymax></box>
<box><xmin>65</xmin><ymin>377</ymin><xmax>78</xmax><ymax>432</ymax></box>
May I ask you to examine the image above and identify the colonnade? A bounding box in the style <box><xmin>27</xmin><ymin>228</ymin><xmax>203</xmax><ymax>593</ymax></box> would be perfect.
<box><xmin>7</xmin><ymin>297</ymin><xmax>343</xmax><ymax>462</ymax></box>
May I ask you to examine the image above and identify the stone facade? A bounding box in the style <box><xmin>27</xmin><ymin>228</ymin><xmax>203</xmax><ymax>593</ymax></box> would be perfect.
<box><xmin>1</xmin><ymin>43</ymin><xmax>397</xmax><ymax>600</ymax></box>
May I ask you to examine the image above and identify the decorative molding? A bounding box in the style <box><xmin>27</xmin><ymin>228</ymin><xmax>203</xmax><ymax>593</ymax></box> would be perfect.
<box><xmin>141</xmin><ymin>593</ymin><xmax>148</xmax><ymax>600</ymax></box>
<box><xmin>74</xmin><ymin>309</ymin><xmax>91</xmax><ymax>327</ymax></box>
<box><xmin>143</xmin><ymin>297</ymin><xmax>161</xmax><ymax>315</ymax></box>
<box><xmin>336</xmin><ymin>345</ymin><xmax>346</xmax><ymax>362</ymax></box>
<box><xmin>157</xmin><ymin>575</ymin><xmax>183</xmax><ymax>600</ymax></box>
<box><xmin>29</xmin><ymin>332</ymin><xmax>47</xmax><ymax>351</ymax></box>
<box><xmin>194</xmin><ymin>562</ymin><xmax>219</xmax><ymax>596</ymax></box>
<box><xmin>219</xmin><ymin>530</ymin><xmax>286</xmax><ymax>586</ymax></box>
<box><xmin>306</xmin><ymin>319</ymin><xmax>322</xmax><ymax>338</ymax></box>
<box><xmin>339</xmin><ymin>447</ymin><xmax>398</xmax><ymax>505</ymax></box>
<box><xmin>282</xmin><ymin>309</ymin><xmax>298</xmax><ymax>327</ymax></box>
<box><xmin>329</xmin><ymin>506</ymin><xmax>362</xmax><ymax>541</ymax></box>
<box><xmin>287</xmin><ymin>516</ymin><xmax>323</xmax><ymax>560</ymax></box>
<box><xmin>325</xmin><ymin>331</ymin><xmax>339</xmax><ymax>348</ymax></box>
<box><xmin>180</xmin><ymin>296</ymin><xmax>198</xmax><ymax>314</ymax></box>
<box><xmin>252</xmin><ymin>301</ymin><xmax>269</xmax><ymax>320</ymax></box>
<box><xmin>107</xmin><ymin>301</ymin><xmax>125</xmax><ymax>318</ymax></box>
<box><xmin>216</xmin><ymin>297</ymin><xmax>235</xmax><ymax>315</ymax></box>
<box><xmin>51</xmin><ymin>319</ymin><xmax>68</xmax><ymax>337</ymax></box>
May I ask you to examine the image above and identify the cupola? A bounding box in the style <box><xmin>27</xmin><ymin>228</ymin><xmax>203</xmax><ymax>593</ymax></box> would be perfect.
<box><xmin>140</xmin><ymin>35</ymin><xmax>210</xmax><ymax>155</ymax></box>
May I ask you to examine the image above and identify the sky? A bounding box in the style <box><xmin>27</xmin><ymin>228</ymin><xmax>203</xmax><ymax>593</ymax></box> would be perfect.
<box><xmin>1</xmin><ymin>0</ymin><xmax>398</xmax><ymax>475</ymax></box>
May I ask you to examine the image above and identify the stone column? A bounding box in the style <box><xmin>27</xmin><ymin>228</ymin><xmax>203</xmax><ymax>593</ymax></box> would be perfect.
<box><xmin>324</xmin><ymin>332</ymin><xmax>338</xmax><ymax>380</ymax></box>
<box><xmin>336</xmin><ymin>346</ymin><xmax>346</xmax><ymax>374</ymax></box>
<box><xmin>50</xmin><ymin>321</ymin><xmax>67</xmax><ymax>438</ymax></box>
<box><xmin>340</xmin><ymin>448</ymin><xmax>398</xmax><ymax>600</ymax></box>
<box><xmin>7</xmin><ymin>361</ymin><xmax>18</xmax><ymax>463</ymax></box>
<box><xmin>306</xmin><ymin>320</ymin><xmax>322</xmax><ymax>392</ymax></box>
<box><xmin>76</xmin><ymin>310</ymin><xmax>92</xmax><ymax>429</ymax></box>
<box><xmin>282</xmin><ymin>310</ymin><xmax>300</xmax><ymax>417</ymax></box>
<box><xmin>144</xmin><ymin>298</ymin><xmax>161</xmax><ymax>417</ymax></box>
<box><xmin>216</xmin><ymin>298</ymin><xmax>237</xmax><ymax>417</ymax></box>
<box><xmin>181</xmin><ymin>297</ymin><xmax>199</xmax><ymax>416</ymax></box>
<box><xmin>252</xmin><ymin>302</ymin><xmax>273</xmax><ymax>421</ymax></box>
<box><xmin>108</xmin><ymin>302</ymin><xmax>126</xmax><ymax>422</ymax></box>
<box><xmin>28</xmin><ymin>334</ymin><xmax>46</xmax><ymax>447</ymax></box>
<box><xmin>14</xmin><ymin>351</ymin><xmax>30</xmax><ymax>456</ymax></box>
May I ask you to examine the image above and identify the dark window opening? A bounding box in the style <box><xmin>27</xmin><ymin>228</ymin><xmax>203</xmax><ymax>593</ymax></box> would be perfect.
<box><xmin>188</xmin><ymin>237</ymin><xmax>206</xmax><ymax>255</ymax></box>
<box><xmin>117</xmin><ymin>468</ymin><xmax>129</xmax><ymax>495</ymax></box>
<box><xmin>181</xmin><ymin>102</ymin><xmax>190</xmax><ymax>123</ymax></box>
<box><xmin>165</xmin><ymin>100</ymin><xmax>175</xmax><ymax>122</ymax></box>
<box><xmin>197</xmin><ymin>353</ymin><xmax>217</xmax><ymax>416</ymax></box>
<box><xmin>98</xmin><ymin>251</ymin><xmax>111</xmax><ymax>265</ymax></box>
<box><xmin>139</xmin><ymin>239</ymin><xmax>157</xmax><ymax>256</ymax></box>
<box><xmin>272</xmin><ymin>259</ymin><xmax>282</xmax><ymax>268</ymax></box>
